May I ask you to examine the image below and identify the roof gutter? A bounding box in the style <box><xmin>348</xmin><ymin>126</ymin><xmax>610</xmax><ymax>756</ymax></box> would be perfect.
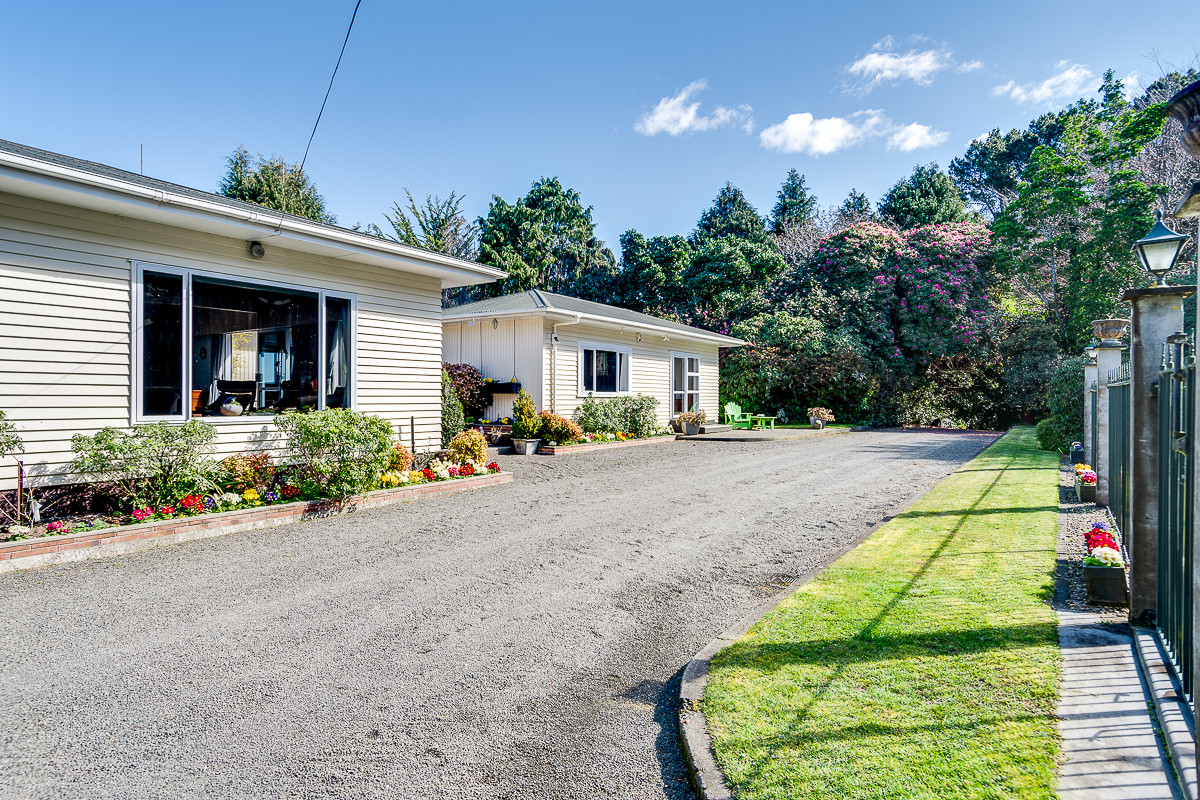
<box><xmin>0</xmin><ymin>151</ymin><xmax>506</xmax><ymax>285</ymax></box>
<box><xmin>443</xmin><ymin>308</ymin><xmax>744</xmax><ymax>347</ymax></box>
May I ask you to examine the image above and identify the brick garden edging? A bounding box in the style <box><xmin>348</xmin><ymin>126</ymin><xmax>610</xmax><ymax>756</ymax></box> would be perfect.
<box><xmin>0</xmin><ymin>471</ymin><xmax>513</xmax><ymax>574</ymax></box>
<box><xmin>537</xmin><ymin>435</ymin><xmax>679</xmax><ymax>455</ymax></box>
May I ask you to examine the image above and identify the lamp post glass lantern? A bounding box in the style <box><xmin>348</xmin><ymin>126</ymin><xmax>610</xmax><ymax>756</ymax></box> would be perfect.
<box><xmin>1085</xmin><ymin>341</ymin><xmax>1098</xmax><ymax>361</ymax></box>
<box><xmin>1132</xmin><ymin>210</ymin><xmax>1189</xmax><ymax>285</ymax></box>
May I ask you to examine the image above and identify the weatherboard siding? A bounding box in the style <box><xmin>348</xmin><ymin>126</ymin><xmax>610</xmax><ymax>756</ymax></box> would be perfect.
<box><xmin>0</xmin><ymin>193</ymin><xmax>446</xmax><ymax>491</ymax></box>
<box><xmin>542</xmin><ymin>321</ymin><xmax>720</xmax><ymax>426</ymax></box>
<box><xmin>441</xmin><ymin>317</ymin><xmax>543</xmax><ymax>419</ymax></box>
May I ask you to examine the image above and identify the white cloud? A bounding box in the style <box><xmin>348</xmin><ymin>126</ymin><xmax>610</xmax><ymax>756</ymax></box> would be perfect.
<box><xmin>1122</xmin><ymin>71</ymin><xmax>1141</xmax><ymax>99</ymax></box>
<box><xmin>992</xmin><ymin>61</ymin><xmax>1099</xmax><ymax>105</ymax></box>
<box><xmin>759</xmin><ymin>110</ymin><xmax>886</xmax><ymax>156</ymax></box>
<box><xmin>848</xmin><ymin>45</ymin><xmax>951</xmax><ymax>88</ymax></box>
<box><xmin>760</xmin><ymin>110</ymin><xmax>946</xmax><ymax>156</ymax></box>
<box><xmin>888</xmin><ymin>122</ymin><xmax>949</xmax><ymax>152</ymax></box>
<box><xmin>635</xmin><ymin>80</ymin><xmax>753</xmax><ymax>136</ymax></box>
<box><xmin>845</xmin><ymin>37</ymin><xmax>983</xmax><ymax>91</ymax></box>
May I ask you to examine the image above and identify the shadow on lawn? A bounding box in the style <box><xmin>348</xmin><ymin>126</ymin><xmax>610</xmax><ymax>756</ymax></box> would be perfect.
<box><xmin>710</xmin><ymin>446</ymin><xmax>1057</xmax><ymax>792</ymax></box>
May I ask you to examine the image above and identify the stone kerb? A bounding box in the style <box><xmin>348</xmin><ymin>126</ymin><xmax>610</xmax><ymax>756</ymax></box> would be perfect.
<box><xmin>0</xmin><ymin>471</ymin><xmax>513</xmax><ymax>573</ymax></box>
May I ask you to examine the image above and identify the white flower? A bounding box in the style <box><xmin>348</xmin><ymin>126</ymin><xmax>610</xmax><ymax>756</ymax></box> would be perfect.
<box><xmin>6</xmin><ymin>525</ymin><xmax>31</xmax><ymax>535</ymax></box>
<box><xmin>1090</xmin><ymin>546</ymin><xmax>1123</xmax><ymax>566</ymax></box>
<box><xmin>220</xmin><ymin>493</ymin><xmax>242</xmax><ymax>506</ymax></box>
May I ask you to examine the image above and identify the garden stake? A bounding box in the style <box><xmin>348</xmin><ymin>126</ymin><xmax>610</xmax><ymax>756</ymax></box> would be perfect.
<box><xmin>410</xmin><ymin>416</ymin><xmax>416</xmax><ymax>454</ymax></box>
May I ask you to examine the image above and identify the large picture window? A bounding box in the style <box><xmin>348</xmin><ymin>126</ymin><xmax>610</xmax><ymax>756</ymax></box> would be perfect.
<box><xmin>579</xmin><ymin>342</ymin><xmax>630</xmax><ymax>395</ymax></box>
<box><xmin>135</xmin><ymin>263</ymin><xmax>354</xmax><ymax>421</ymax></box>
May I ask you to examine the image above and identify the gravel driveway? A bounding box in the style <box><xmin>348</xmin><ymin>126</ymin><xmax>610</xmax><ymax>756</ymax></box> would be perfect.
<box><xmin>0</xmin><ymin>429</ymin><xmax>997</xmax><ymax>800</ymax></box>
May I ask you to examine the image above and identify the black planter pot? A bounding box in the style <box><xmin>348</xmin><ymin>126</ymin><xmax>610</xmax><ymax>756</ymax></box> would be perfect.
<box><xmin>1085</xmin><ymin>565</ymin><xmax>1128</xmax><ymax>606</ymax></box>
<box><xmin>483</xmin><ymin>381</ymin><xmax>521</xmax><ymax>395</ymax></box>
<box><xmin>1074</xmin><ymin>476</ymin><xmax>1096</xmax><ymax>503</ymax></box>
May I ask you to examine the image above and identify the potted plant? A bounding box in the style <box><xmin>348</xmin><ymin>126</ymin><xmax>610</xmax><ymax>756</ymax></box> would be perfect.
<box><xmin>808</xmin><ymin>407</ymin><xmax>835</xmax><ymax>430</ymax></box>
<box><xmin>1074</xmin><ymin>464</ymin><xmax>1096</xmax><ymax>503</ymax></box>
<box><xmin>1083</xmin><ymin>524</ymin><xmax>1127</xmax><ymax>605</ymax></box>
<box><xmin>674</xmin><ymin>410</ymin><xmax>705</xmax><ymax>436</ymax></box>
<box><xmin>509</xmin><ymin>389</ymin><xmax>541</xmax><ymax>455</ymax></box>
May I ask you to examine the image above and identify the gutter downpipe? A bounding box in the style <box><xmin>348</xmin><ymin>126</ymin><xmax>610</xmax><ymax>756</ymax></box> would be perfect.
<box><xmin>550</xmin><ymin>314</ymin><xmax>582</xmax><ymax>413</ymax></box>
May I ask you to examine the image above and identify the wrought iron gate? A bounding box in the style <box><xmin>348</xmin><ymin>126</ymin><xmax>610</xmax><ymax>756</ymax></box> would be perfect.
<box><xmin>1157</xmin><ymin>334</ymin><xmax>1194</xmax><ymax>700</ymax></box>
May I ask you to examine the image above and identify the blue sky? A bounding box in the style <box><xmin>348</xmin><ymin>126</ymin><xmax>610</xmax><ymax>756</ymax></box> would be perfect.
<box><xmin>1</xmin><ymin>1</ymin><xmax>1196</xmax><ymax>250</ymax></box>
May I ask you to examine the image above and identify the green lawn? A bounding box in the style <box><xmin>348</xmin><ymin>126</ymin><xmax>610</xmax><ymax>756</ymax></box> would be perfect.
<box><xmin>704</xmin><ymin>426</ymin><xmax>1061</xmax><ymax>800</ymax></box>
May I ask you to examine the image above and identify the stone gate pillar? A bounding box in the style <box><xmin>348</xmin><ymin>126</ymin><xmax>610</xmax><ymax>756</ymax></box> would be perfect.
<box><xmin>1083</xmin><ymin>360</ymin><xmax>1098</xmax><ymax>465</ymax></box>
<box><xmin>1122</xmin><ymin>287</ymin><xmax>1194</xmax><ymax>624</ymax></box>
<box><xmin>1093</xmin><ymin>319</ymin><xmax>1129</xmax><ymax>508</ymax></box>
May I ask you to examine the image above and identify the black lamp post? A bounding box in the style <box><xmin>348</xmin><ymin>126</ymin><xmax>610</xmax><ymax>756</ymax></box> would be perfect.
<box><xmin>1132</xmin><ymin>210</ymin><xmax>1189</xmax><ymax>286</ymax></box>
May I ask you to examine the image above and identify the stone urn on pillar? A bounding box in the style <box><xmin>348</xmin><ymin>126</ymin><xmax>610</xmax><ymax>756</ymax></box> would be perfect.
<box><xmin>1092</xmin><ymin>318</ymin><xmax>1130</xmax><ymax>346</ymax></box>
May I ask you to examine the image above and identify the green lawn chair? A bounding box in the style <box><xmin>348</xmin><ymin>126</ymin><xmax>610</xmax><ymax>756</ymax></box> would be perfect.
<box><xmin>724</xmin><ymin>402</ymin><xmax>753</xmax><ymax>429</ymax></box>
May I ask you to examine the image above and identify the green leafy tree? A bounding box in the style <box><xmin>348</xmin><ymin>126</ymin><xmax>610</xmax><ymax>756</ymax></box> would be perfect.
<box><xmin>878</xmin><ymin>164</ymin><xmax>968</xmax><ymax>229</ymax></box>
<box><xmin>369</xmin><ymin>190</ymin><xmax>478</xmax><ymax>260</ymax></box>
<box><xmin>616</xmin><ymin>231</ymin><xmax>692</xmax><ymax>314</ymax></box>
<box><xmin>691</xmin><ymin>183</ymin><xmax>773</xmax><ymax>248</ymax></box>
<box><xmin>833</xmin><ymin>189</ymin><xmax>874</xmax><ymax>229</ymax></box>
<box><xmin>477</xmin><ymin>178</ymin><xmax>617</xmax><ymax>301</ymax></box>
<box><xmin>770</xmin><ymin>169</ymin><xmax>818</xmax><ymax>234</ymax></box>
<box><xmin>949</xmin><ymin>129</ymin><xmax>1040</xmax><ymax>219</ymax></box>
<box><xmin>217</xmin><ymin>147</ymin><xmax>336</xmax><ymax>224</ymax></box>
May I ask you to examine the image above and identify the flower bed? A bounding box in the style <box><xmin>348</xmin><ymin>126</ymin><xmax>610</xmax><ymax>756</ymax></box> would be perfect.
<box><xmin>0</xmin><ymin>469</ymin><xmax>512</xmax><ymax>573</ymax></box>
<box><xmin>537</xmin><ymin>433</ymin><xmax>678</xmax><ymax>455</ymax></box>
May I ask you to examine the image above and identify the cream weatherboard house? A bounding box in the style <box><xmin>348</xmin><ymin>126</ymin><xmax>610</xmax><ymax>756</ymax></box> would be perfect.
<box><xmin>441</xmin><ymin>290</ymin><xmax>744</xmax><ymax>425</ymax></box>
<box><xmin>0</xmin><ymin>139</ymin><xmax>503</xmax><ymax>492</ymax></box>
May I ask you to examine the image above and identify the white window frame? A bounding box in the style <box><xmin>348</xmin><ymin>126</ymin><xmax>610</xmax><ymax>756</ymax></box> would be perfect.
<box><xmin>577</xmin><ymin>340</ymin><xmax>632</xmax><ymax>397</ymax></box>
<box><xmin>131</xmin><ymin>260</ymin><xmax>357</xmax><ymax>424</ymax></box>
<box><xmin>670</xmin><ymin>351</ymin><xmax>701</xmax><ymax>418</ymax></box>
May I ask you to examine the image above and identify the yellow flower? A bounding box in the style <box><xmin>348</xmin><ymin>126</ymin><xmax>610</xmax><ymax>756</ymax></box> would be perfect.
<box><xmin>242</xmin><ymin>488</ymin><xmax>260</xmax><ymax>501</ymax></box>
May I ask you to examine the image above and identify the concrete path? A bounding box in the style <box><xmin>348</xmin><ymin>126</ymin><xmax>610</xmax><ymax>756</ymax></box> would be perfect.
<box><xmin>1057</xmin><ymin>609</ymin><xmax>1180</xmax><ymax>799</ymax></box>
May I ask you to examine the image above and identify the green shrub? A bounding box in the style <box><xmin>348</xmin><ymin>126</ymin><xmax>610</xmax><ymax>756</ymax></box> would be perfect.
<box><xmin>575</xmin><ymin>393</ymin><xmax>659</xmax><ymax>437</ymax></box>
<box><xmin>511</xmin><ymin>390</ymin><xmax>540</xmax><ymax>439</ymax></box>
<box><xmin>0</xmin><ymin>410</ymin><xmax>23</xmax><ymax>461</ymax></box>
<box><xmin>1035</xmin><ymin>417</ymin><xmax>1070</xmax><ymax>453</ymax></box>
<box><xmin>539</xmin><ymin>411</ymin><xmax>582</xmax><ymax>444</ymax></box>
<box><xmin>71</xmin><ymin>420</ymin><xmax>218</xmax><ymax>508</ymax></box>
<box><xmin>1047</xmin><ymin>356</ymin><xmax>1085</xmax><ymax>446</ymax></box>
<box><xmin>274</xmin><ymin>408</ymin><xmax>394</xmax><ymax>497</ymax></box>
<box><xmin>221</xmin><ymin>452</ymin><xmax>275</xmax><ymax>491</ymax></box>
<box><xmin>441</xmin><ymin>369</ymin><xmax>465</xmax><ymax>448</ymax></box>
<box><xmin>447</xmin><ymin>429</ymin><xmax>488</xmax><ymax>464</ymax></box>
<box><xmin>388</xmin><ymin>443</ymin><xmax>414</xmax><ymax>473</ymax></box>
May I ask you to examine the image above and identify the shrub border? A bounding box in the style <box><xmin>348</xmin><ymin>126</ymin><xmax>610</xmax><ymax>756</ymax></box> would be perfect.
<box><xmin>0</xmin><ymin>471</ymin><xmax>512</xmax><ymax>573</ymax></box>
<box><xmin>537</xmin><ymin>434</ymin><xmax>679</xmax><ymax>455</ymax></box>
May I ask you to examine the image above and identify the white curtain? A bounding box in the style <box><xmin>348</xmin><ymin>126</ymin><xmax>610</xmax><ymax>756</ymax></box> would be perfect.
<box><xmin>327</xmin><ymin>319</ymin><xmax>347</xmax><ymax>394</ymax></box>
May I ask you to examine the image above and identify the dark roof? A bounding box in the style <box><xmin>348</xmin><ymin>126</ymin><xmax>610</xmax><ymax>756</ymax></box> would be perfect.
<box><xmin>443</xmin><ymin>290</ymin><xmax>744</xmax><ymax>344</ymax></box>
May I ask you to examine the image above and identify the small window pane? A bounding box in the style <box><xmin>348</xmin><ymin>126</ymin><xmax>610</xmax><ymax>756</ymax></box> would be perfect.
<box><xmin>326</xmin><ymin>297</ymin><xmax>350</xmax><ymax>408</ymax></box>
<box><xmin>673</xmin><ymin>358</ymin><xmax>685</xmax><ymax>391</ymax></box>
<box><xmin>142</xmin><ymin>271</ymin><xmax>183</xmax><ymax>417</ymax></box>
<box><xmin>619</xmin><ymin>353</ymin><xmax>629</xmax><ymax>392</ymax></box>
<box><xmin>688</xmin><ymin>358</ymin><xmax>699</xmax><ymax>374</ymax></box>
<box><xmin>595</xmin><ymin>350</ymin><xmax>617</xmax><ymax>393</ymax></box>
<box><xmin>688</xmin><ymin>375</ymin><xmax>699</xmax><ymax>392</ymax></box>
<box><xmin>583</xmin><ymin>349</ymin><xmax>594</xmax><ymax>392</ymax></box>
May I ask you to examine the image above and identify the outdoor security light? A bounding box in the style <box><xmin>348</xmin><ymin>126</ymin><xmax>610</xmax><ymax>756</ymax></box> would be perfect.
<box><xmin>1084</xmin><ymin>341</ymin><xmax>1098</xmax><ymax>361</ymax></box>
<box><xmin>1132</xmin><ymin>210</ymin><xmax>1189</xmax><ymax>286</ymax></box>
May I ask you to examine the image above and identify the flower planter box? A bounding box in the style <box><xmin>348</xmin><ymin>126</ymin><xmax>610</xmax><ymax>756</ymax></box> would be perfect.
<box><xmin>1075</xmin><ymin>475</ymin><xmax>1097</xmax><ymax>503</ymax></box>
<box><xmin>0</xmin><ymin>471</ymin><xmax>513</xmax><ymax>574</ymax></box>
<box><xmin>1071</xmin><ymin>450</ymin><xmax>1087</xmax><ymax>464</ymax></box>
<box><xmin>537</xmin><ymin>435</ymin><xmax>679</xmax><ymax>455</ymax></box>
<box><xmin>482</xmin><ymin>381</ymin><xmax>521</xmax><ymax>395</ymax></box>
<box><xmin>1085</xmin><ymin>565</ymin><xmax>1128</xmax><ymax>606</ymax></box>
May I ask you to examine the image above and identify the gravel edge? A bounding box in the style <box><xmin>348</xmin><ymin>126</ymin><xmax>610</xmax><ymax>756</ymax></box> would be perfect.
<box><xmin>675</xmin><ymin>431</ymin><xmax>1001</xmax><ymax>800</ymax></box>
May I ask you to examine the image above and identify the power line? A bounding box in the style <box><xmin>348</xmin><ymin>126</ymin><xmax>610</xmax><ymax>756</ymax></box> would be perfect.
<box><xmin>277</xmin><ymin>0</ymin><xmax>364</xmax><ymax>230</ymax></box>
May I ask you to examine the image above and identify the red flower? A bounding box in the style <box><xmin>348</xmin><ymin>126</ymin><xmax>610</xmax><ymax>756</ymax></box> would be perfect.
<box><xmin>459</xmin><ymin>464</ymin><xmax>474</xmax><ymax>477</ymax></box>
<box><xmin>282</xmin><ymin>485</ymin><xmax>300</xmax><ymax>498</ymax></box>
<box><xmin>486</xmin><ymin>461</ymin><xmax>500</xmax><ymax>473</ymax></box>
<box><xmin>159</xmin><ymin>506</ymin><xmax>176</xmax><ymax>516</ymax></box>
<box><xmin>422</xmin><ymin>468</ymin><xmax>435</xmax><ymax>481</ymax></box>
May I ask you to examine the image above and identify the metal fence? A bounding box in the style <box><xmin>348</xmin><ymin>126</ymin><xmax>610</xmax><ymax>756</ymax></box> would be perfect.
<box><xmin>1157</xmin><ymin>334</ymin><xmax>1195</xmax><ymax>700</ymax></box>
<box><xmin>1108</xmin><ymin>364</ymin><xmax>1132</xmax><ymax>539</ymax></box>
